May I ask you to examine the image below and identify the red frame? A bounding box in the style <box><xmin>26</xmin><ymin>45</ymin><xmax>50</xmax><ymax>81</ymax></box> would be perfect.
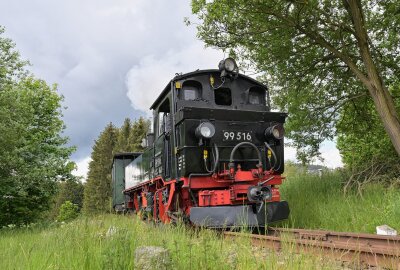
<box><xmin>123</xmin><ymin>168</ymin><xmax>284</xmax><ymax>223</ymax></box>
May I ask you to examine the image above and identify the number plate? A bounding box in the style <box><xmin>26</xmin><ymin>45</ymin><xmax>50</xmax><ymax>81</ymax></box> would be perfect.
<box><xmin>222</xmin><ymin>130</ymin><xmax>253</xmax><ymax>141</ymax></box>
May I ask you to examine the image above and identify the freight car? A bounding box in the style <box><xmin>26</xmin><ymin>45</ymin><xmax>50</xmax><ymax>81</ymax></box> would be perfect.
<box><xmin>112</xmin><ymin>58</ymin><xmax>289</xmax><ymax>227</ymax></box>
<box><xmin>111</xmin><ymin>152</ymin><xmax>141</xmax><ymax>213</ymax></box>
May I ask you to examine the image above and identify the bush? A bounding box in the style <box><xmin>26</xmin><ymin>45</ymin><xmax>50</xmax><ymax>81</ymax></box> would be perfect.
<box><xmin>57</xmin><ymin>201</ymin><xmax>79</xmax><ymax>222</ymax></box>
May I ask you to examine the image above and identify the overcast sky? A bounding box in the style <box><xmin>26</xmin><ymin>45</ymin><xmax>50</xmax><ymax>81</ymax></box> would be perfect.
<box><xmin>0</xmin><ymin>0</ymin><xmax>342</xmax><ymax>178</ymax></box>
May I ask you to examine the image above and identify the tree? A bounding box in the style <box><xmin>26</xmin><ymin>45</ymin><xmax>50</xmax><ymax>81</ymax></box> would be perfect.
<box><xmin>50</xmin><ymin>177</ymin><xmax>84</xmax><ymax>218</ymax></box>
<box><xmin>0</xmin><ymin>78</ymin><xmax>75</xmax><ymax>226</ymax></box>
<box><xmin>114</xmin><ymin>117</ymin><xmax>150</xmax><ymax>153</ymax></box>
<box><xmin>82</xmin><ymin>118</ymin><xmax>150</xmax><ymax>214</ymax></box>
<box><xmin>57</xmin><ymin>201</ymin><xmax>79</xmax><ymax>222</ymax></box>
<box><xmin>335</xmin><ymin>85</ymin><xmax>400</xmax><ymax>183</ymax></box>
<box><xmin>128</xmin><ymin>117</ymin><xmax>151</xmax><ymax>152</ymax></box>
<box><xmin>0</xmin><ymin>26</ymin><xmax>27</xmax><ymax>89</ymax></box>
<box><xmin>0</xmin><ymin>27</ymin><xmax>75</xmax><ymax>226</ymax></box>
<box><xmin>191</xmin><ymin>0</ymin><xmax>400</xmax><ymax>162</ymax></box>
<box><xmin>114</xmin><ymin>118</ymin><xmax>131</xmax><ymax>153</ymax></box>
<box><xmin>83</xmin><ymin>123</ymin><xmax>118</xmax><ymax>214</ymax></box>
<box><xmin>337</xmin><ymin>91</ymin><xmax>399</xmax><ymax>168</ymax></box>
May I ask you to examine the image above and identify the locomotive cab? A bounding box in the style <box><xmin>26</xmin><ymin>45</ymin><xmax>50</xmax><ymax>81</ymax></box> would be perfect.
<box><xmin>171</xmin><ymin>70</ymin><xmax>286</xmax><ymax>176</ymax></box>
<box><xmin>121</xmin><ymin>58</ymin><xmax>289</xmax><ymax>227</ymax></box>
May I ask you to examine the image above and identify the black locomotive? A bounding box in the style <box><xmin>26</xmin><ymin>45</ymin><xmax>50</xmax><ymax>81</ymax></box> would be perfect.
<box><xmin>112</xmin><ymin>58</ymin><xmax>289</xmax><ymax>227</ymax></box>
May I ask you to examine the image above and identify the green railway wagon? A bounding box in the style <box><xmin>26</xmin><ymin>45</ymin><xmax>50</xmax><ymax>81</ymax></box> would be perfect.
<box><xmin>111</xmin><ymin>152</ymin><xmax>141</xmax><ymax>213</ymax></box>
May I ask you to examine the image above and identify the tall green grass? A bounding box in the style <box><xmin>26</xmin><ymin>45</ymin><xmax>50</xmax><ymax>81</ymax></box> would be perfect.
<box><xmin>0</xmin><ymin>215</ymin><xmax>336</xmax><ymax>270</ymax></box>
<box><xmin>280</xmin><ymin>172</ymin><xmax>400</xmax><ymax>233</ymax></box>
<box><xmin>2</xmin><ymin>173</ymin><xmax>398</xmax><ymax>269</ymax></box>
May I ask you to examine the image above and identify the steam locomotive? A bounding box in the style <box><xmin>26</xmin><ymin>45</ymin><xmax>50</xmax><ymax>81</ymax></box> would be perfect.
<box><xmin>112</xmin><ymin>58</ymin><xmax>289</xmax><ymax>227</ymax></box>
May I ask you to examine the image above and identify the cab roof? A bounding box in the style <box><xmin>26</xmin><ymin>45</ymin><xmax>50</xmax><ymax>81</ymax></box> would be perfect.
<box><xmin>149</xmin><ymin>69</ymin><xmax>267</xmax><ymax>110</ymax></box>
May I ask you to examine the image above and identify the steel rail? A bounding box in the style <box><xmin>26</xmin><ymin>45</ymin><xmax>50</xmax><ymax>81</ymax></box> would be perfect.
<box><xmin>224</xmin><ymin>227</ymin><xmax>400</xmax><ymax>269</ymax></box>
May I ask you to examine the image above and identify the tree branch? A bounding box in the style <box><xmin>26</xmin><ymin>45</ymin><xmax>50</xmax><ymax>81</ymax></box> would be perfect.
<box><xmin>262</xmin><ymin>8</ymin><xmax>371</xmax><ymax>87</ymax></box>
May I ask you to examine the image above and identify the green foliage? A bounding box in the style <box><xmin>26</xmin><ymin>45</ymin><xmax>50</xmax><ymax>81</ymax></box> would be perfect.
<box><xmin>0</xmin><ymin>27</ymin><xmax>75</xmax><ymax>226</ymax></box>
<box><xmin>191</xmin><ymin>0</ymin><xmax>400</xmax><ymax>164</ymax></box>
<box><xmin>283</xmin><ymin>161</ymin><xmax>307</xmax><ymax>178</ymax></box>
<box><xmin>57</xmin><ymin>178</ymin><xmax>84</xmax><ymax>209</ymax></box>
<box><xmin>83</xmin><ymin>118</ymin><xmax>150</xmax><ymax>215</ymax></box>
<box><xmin>57</xmin><ymin>201</ymin><xmax>79</xmax><ymax>222</ymax></box>
<box><xmin>0</xmin><ymin>26</ymin><xmax>27</xmax><ymax>88</ymax></box>
<box><xmin>337</xmin><ymin>88</ymin><xmax>400</xmax><ymax>168</ymax></box>
<box><xmin>83</xmin><ymin>123</ymin><xmax>118</xmax><ymax>214</ymax></box>
<box><xmin>128</xmin><ymin>117</ymin><xmax>151</xmax><ymax>152</ymax></box>
<box><xmin>114</xmin><ymin>117</ymin><xmax>150</xmax><ymax>153</ymax></box>
<box><xmin>50</xmin><ymin>178</ymin><xmax>84</xmax><ymax>219</ymax></box>
<box><xmin>114</xmin><ymin>118</ymin><xmax>132</xmax><ymax>153</ymax></box>
<box><xmin>0</xmin><ymin>78</ymin><xmax>75</xmax><ymax>226</ymax></box>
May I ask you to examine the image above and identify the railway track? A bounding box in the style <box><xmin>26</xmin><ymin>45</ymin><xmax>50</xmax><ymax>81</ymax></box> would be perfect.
<box><xmin>224</xmin><ymin>228</ymin><xmax>400</xmax><ymax>269</ymax></box>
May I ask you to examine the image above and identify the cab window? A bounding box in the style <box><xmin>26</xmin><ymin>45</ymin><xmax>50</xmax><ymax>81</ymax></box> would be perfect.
<box><xmin>180</xmin><ymin>80</ymin><xmax>202</xmax><ymax>101</ymax></box>
<box><xmin>214</xmin><ymin>88</ymin><xmax>232</xmax><ymax>106</ymax></box>
<box><xmin>248</xmin><ymin>87</ymin><xmax>266</xmax><ymax>105</ymax></box>
<box><xmin>184</xmin><ymin>89</ymin><xmax>197</xmax><ymax>100</ymax></box>
<box><xmin>157</xmin><ymin>98</ymin><xmax>170</xmax><ymax>136</ymax></box>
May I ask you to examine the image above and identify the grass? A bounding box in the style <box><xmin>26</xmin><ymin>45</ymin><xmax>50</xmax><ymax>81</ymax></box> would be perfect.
<box><xmin>1</xmin><ymin>172</ymin><xmax>399</xmax><ymax>269</ymax></box>
<box><xmin>279</xmin><ymin>171</ymin><xmax>400</xmax><ymax>233</ymax></box>
<box><xmin>0</xmin><ymin>215</ymin><xmax>338</xmax><ymax>270</ymax></box>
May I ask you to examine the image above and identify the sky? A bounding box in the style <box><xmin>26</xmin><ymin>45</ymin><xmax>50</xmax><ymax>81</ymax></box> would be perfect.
<box><xmin>0</xmin><ymin>0</ymin><xmax>342</xmax><ymax>179</ymax></box>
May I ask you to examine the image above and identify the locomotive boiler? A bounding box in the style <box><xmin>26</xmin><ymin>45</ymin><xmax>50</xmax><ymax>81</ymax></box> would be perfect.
<box><xmin>112</xmin><ymin>58</ymin><xmax>289</xmax><ymax>227</ymax></box>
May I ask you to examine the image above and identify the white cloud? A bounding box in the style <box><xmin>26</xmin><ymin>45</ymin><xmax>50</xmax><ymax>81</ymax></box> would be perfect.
<box><xmin>126</xmin><ymin>43</ymin><xmax>223</xmax><ymax>112</ymax></box>
<box><xmin>72</xmin><ymin>156</ymin><xmax>91</xmax><ymax>181</ymax></box>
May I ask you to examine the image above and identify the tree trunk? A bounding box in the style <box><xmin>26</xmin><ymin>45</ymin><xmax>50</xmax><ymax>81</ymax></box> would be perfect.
<box><xmin>346</xmin><ymin>0</ymin><xmax>400</xmax><ymax>156</ymax></box>
<box><xmin>367</xmin><ymin>82</ymin><xmax>400</xmax><ymax>156</ymax></box>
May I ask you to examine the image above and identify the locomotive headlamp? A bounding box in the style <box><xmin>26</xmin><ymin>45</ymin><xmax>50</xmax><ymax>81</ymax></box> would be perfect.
<box><xmin>223</xmin><ymin>58</ymin><xmax>237</xmax><ymax>72</ymax></box>
<box><xmin>218</xmin><ymin>57</ymin><xmax>239</xmax><ymax>78</ymax></box>
<box><xmin>265</xmin><ymin>124</ymin><xmax>285</xmax><ymax>140</ymax></box>
<box><xmin>195</xmin><ymin>122</ymin><xmax>215</xmax><ymax>139</ymax></box>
